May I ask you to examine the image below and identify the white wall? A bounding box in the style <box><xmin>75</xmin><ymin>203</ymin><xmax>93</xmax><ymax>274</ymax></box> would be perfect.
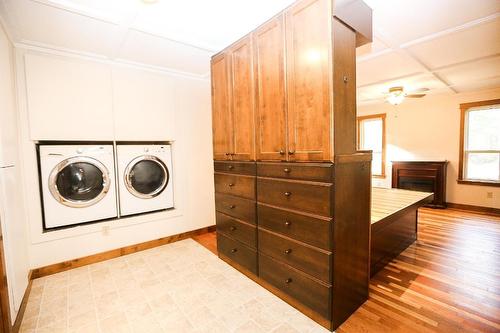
<box><xmin>15</xmin><ymin>47</ymin><xmax>216</xmax><ymax>268</ymax></box>
<box><xmin>358</xmin><ymin>88</ymin><xmax>500</xmax><ymax>209</ymax></box>
<box><xmin>0</xmin><ymin>22</ymin><xmax>30</xmax><ymax>321</ymax></box>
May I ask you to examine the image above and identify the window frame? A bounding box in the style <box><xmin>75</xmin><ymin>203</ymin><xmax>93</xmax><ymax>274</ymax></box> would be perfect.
<box><xmin>357</xmin><ymin>113</ymin><xmax>386</xmax><ymax>178</ymax></box>
<box><xmin>458</xmin><ymin>99</ymin><xmax>500</xmax><ymax>187</ymax></box>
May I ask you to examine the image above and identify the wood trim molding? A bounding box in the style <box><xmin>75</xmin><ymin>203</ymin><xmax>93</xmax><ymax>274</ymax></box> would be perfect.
<box><xmin>31</xmin><ymin>225</ymin><xmax>216</xmax><ymax>279</ymax></box>
<box><xmin>458</xmin><ymin>99</ymin><xmax>500</xmax><ymax>185</ymax></box>
<box><xmin>12</xmin><ymin>272</ymin><xmax>33</xmax><ymax>333</ymax></box>
<box><xmin>356</xmin><ymin>113</ymin><xmax>386</xmax><ymax>177</ymax></box>
<box><xmin>446</xmin><ymin>203</ymin><xmax>500</xmax><ymax>217</ymax></box>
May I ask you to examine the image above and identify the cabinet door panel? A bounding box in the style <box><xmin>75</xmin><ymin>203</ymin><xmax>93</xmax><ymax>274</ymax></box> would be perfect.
<box><xmin>211</xmin><ymin>53</ymin><xmax>233</xmax><ymax>160</ymax></box>
<box><xmin>285</xmin><ymin>0</ymin><xmax>332</xmax><ymax>161</ymax></box>
<box><xmin>230</xmin><ymin>37</ymin><xmax>255</xmax><ymax>161</ymax></box>
<box><xmin>254</xmin><ymin>16</ymin><xmax>287</xmax><ymax>161</ymax></box>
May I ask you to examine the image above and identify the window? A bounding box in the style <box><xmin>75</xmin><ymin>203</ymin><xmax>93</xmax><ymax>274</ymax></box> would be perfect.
<box><xmin>357</xmin><ymin>114</ymin><xmax>386</xmax><ymax>177</ymax></box>
<box><xmin>459</xmin><ymin>99</ymin><xmax>500</xmax><ymax>186</ymax></box>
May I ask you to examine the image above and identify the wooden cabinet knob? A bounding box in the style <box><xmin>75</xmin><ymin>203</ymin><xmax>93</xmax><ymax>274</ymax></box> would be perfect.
<box><xmin>284</xmin><ymin>192</ymin><xmax>291</xmax><ymax>197</ymax></box>
<box><xmin>285</xmin><ymin>221</ymin><xmax>291</xmax><ymax>227</ymax></box>
<box><xmin>285</xmin><ymin>278</ymin><xmax>292</xmax><ymax>284</ymax></box>
<box><xmin>288</xmin><ymin>150</ymin><xmax>295</xmax><ymax>155</ymax></box>
<box><xmin>284</xmin><ymin>249</ymin><xmax>292</xmax><ymax>255</ymax></box>
<box><xmin>231</xmin><ymin>248</ymin><xmax>237</xmax><ymax>253</ymax></box>
<box><xmin>225</xmin><ymin>152</ymin><xmax>230</xmax><ymax>156</ymax></box>
<box><xmin>279</xmin><ymin>149</ymin><xmax>285</xmax><ymax>155</ymax></box>
<box><xmin>228</xmin><ymin>165</ymin><xmax>234</xmax><ymax>170</ymax></box>
<box><xmin>229</xmin><ymin>226</ymin><xmax>236</xmax><ymax>231</ymax></box>
<box><xmin>229</xmin><ymin>205</ymin><xmax>236</xmax><ymax>209</ymax></box>
<box><xmin>283</xmin><ymin>168</ymin><xmax>291</xmax><ymax>173</ymax></box>
<box><xmin>228</xmin><ymin>183</ymin><xmax>234</xmax><ymax>187</ymax></box>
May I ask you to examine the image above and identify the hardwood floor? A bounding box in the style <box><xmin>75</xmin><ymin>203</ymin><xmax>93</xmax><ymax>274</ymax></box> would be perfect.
<box><xmin>193</xmin><ymin>208</ymin><xmax>500</xmax><ymax>332</ymax></box>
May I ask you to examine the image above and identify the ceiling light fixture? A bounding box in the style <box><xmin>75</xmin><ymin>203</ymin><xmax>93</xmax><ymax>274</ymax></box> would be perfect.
<box><xmin>386</xmin><ymin>87</ymin><xmax>405</xmax><ymax>105</ymax></box>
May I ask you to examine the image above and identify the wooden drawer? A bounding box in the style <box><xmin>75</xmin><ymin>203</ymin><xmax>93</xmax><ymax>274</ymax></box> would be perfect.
<box><xmin>216</xmin><ymin>212</ymin><xmax>257</xmax><ymax>248</ymax></box>
<box><xmin>215</xmin><ymin>193</ymin><xmax>256</xmax><ymax>224</ymax></box>
<box><xmin>214</xmin><ymin>161</ymin><xmax>256</xmax><ymax>175</ymax></box>
<box><xmin>214</xmin><ymin>173</ymin><xmax>255</xmax><ymax>199</ymax></box>
<box><xmin>258</xmin><ymin>204</ymin><xmax>331</xmax><ymax>250</ymax></box>
<box><xmin>257</xmin><ymin>162</ymin><xmax>334</xmax><ymax>182</ymax></box>
<box><xmin>218</xmin><ymin>233</ymin><xmax>257</xmax><ymax>275</ymax></box>
<box><xmin>259</xmin><ymin>228</ymin><xmax>331</xmax><ymax>283</ymax></box>
<box><xmin>257</xmin><ymin>178</ymin><xmax>333</xmax><ymax>217</ymax></box>
<box><xmin>259</xmin><ymin>253</ymin><xmax>331</xmax><ymax>319</ymax></box>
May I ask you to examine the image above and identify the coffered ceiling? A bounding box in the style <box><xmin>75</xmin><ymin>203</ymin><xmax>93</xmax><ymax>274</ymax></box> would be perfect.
<box><xmin>0</xmin><ymin>0</ymin><xmax>499</xmax><ymax>104</ymax></box>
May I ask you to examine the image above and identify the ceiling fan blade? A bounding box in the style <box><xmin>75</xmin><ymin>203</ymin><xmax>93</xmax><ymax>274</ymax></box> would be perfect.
<box><xmin>406</xmin><ymin>94</ymin><xmax>426</xmax><ymax>98</ymax></box>
<box><xmin>411</xmin><ymin>88</ymin><xmax>430</xmax><ymax>93</ymax></box>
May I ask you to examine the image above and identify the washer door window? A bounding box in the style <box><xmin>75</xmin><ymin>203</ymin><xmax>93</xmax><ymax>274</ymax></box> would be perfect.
<box><xmin>125</xmin><ymin>155</ymin><xmax>169</xmax><ymax>199</ymax></box>
<box><xmin>49</xmin><ymin>157</ymin><xmax>110</xmax><ymax>208</ymax></box>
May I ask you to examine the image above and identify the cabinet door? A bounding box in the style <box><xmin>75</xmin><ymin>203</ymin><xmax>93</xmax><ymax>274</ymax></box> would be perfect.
<box><xmin>211</xmin><ymin>53</ymin><xmax>233</xmax><ymax>160</ymax></box>
<box><xmin>112</xmin><ymin>66</ymin><xmax>174</xmax><ymax>141</ymax></box>
<box><xmin>229</xmin><ymin>36</ymin><xmax>255</xmax><ymax>161</ymax></box>
<box><xmin>254</xmin><ymin>15</ymin><xmax>287</xmax><ymax>161</ymax></box>
<box><xmin>285</xmin><ymin>0</ymin><xmax>332</xmax><ymax>161</ymax></box>
<box><xmin>24</xmin><ymin>53</ymin><xmax>114</xmax><ymax>140</ymax></box>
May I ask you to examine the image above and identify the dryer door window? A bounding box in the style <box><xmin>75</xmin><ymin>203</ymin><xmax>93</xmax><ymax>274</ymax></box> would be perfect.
<box><xmin>49</xmin><ymin>157</ymin><xmax>111</xmax><ymax>208</ymax></box>
<box><xmin>125</xmin><ymin>156</ymin><xmax>169</xmax><ymax>199</ymax></box>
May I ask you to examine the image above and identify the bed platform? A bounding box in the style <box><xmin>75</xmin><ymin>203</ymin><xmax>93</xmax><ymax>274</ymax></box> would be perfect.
<box><xmin>370</xmin><ymin>187</ymin><xmax>434</xmax><ymax>276</ymax></box>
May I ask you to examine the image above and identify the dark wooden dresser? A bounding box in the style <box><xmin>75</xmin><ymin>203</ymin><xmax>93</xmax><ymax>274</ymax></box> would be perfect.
<box><xmin>392</xmin><ymin>161</ymin><xmax>448</xmax><ymax>208</ymax></box>
<box><xmin>214</xmin><ymin>158</ymin><xmax>371</xmax><ymax>330</ymax></box>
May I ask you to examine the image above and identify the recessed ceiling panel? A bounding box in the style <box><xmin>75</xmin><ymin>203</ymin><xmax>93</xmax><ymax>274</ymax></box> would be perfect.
<box><xmin>407</xmin><ymin>19</ymin><xmax>500</xmax><ymax>69</ymax></box>
<box><xmin>118</xmin><ymin>30</ymin><xmax>212</xmax><ymax>75</ymax></box>
<box><xmin>453</xmin><ymin>76</ymin><xmax>500</xmax><ymax>93</ymax></box>
<box><xmin>357</xmin><ymin>51</ymin><xmax>425</xmax><ymax>86</ymax></box>
<box><xmin>7</xmin><ymin>0</ymin><xmax>122</xmax><ymax>56</ymax></box>
<box><xmin>365</xmin><ymin>0</ymin><xmax>500</xmax><ymax>45</ymax></box>
<box><xmin>132</xmin><ymin>0</ymin><xmax>295</xmax><ymax>51</ymax></box>
<box><xmin>436</xmin><ymin>56</ymin><xmax>500</xmax><ymax>86</ymax></box>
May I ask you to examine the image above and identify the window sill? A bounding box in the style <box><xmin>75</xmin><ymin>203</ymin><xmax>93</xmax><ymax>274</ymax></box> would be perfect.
<box><xmin>457</xmin><ymin>179</ymin><xmax>500</xmax><ymax>187</ymax></box>
<box><xmin>373</xmin><ymin>174</ymin><xmax>386</xmax><ymax>179</ymax></box>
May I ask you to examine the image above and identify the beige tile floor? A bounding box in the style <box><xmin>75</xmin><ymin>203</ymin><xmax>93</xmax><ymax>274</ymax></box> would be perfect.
<box><xmin>20</xmin><ymin>239</ymin><xmax>329</xmax><ymax>333</ymax></box>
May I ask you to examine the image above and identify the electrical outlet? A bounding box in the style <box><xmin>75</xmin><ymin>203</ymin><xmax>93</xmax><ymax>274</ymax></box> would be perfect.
<box><xmin>102</xmin><ymin>225</ymin><xmax>110</xmax><ymax>236</ymax></box>
<box><xmin>486</xmin><ymin>192</ymin><xmax>493</xmax><ymax>199</ymax></box>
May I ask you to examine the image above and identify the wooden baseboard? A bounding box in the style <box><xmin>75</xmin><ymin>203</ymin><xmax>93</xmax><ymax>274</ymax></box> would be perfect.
<box><xmin>446</xmin><ymin>203</ymin><xmax>500</xmax><ymax>216</ymax></box>
<box><xmin>31</xmin><ymin>225</ymin><xmax>216</xmax><ymax>279</ymax></box>
<box><xmin>12</xmin><ymin>271</ymin><xmax>33</xmax><ymax>333</ymax></box>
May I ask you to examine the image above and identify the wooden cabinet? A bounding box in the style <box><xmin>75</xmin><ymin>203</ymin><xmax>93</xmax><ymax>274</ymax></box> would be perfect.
<box><xmin>254</xmin><ymin>15</ymin><xmax>287</xmax><ymax>161</ymax></box>
<box><xmin>211</xmin><ymin>37</ymin><xmax>255</xmax><ymax>161</ymax></box>
<box><xmin>210</xmin><ymin>0</ymin><xmax>373</xmax><ymax>330</ymax></box>
<box><xmin>211</xmin><ymin>53</ymin><xmax>233</xmax><ymax>160</ymax></box>
<box><xmin>285</xmin><ymin>0</ymin><xmax>332</xmax><ymax>161</ymax></box>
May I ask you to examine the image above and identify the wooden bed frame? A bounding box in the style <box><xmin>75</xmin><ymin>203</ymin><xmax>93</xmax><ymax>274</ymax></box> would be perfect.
<box><xmin>370</xmin><ymin>188</ymin><xmax>434</xmax><ymax>276</ymax></box>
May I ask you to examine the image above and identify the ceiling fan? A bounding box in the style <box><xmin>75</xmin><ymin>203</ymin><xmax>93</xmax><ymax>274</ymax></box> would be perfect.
<box><xmin>385</xmin><ymin>86</ymin><xmax>429</xmax><ymax>105</ymax></box>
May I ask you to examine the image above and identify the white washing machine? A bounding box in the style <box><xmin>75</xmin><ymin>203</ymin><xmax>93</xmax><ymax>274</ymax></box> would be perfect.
<box><xmin>39</xmin><ymin>144</ymin><xmax>118</xmax><ymax>229</ymax></box>
<box><xmin>117</xmin><ymin>144</ymin><xmax>174</xmax><ymax>216</ymax></box>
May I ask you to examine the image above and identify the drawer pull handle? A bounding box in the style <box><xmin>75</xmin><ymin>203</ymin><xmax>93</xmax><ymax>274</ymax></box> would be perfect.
<box><xmin>228</xmin><ymin>165</ymin><xmax>234</xmax><ymax>170</ymax></box>
<box><xmin>284</xmin><ymin>249</ymin><xmax>292</xmax><ymax>255</ymax></box>
<box><xmin>285</xmin><ymin>278</ymin><xmax>292</xmax><ymax>284</ymax></box>
<box><xmin>284</xmin><ymin>192</ymin><xmax>291</xmax><ymax>197</ymax></box>
<box><xmin>279</xmin><ymin>149</ymin><xmax>285</xmax><ymax>155</ymax></box>
<box><xmin>284</xmin><ymin>221</ymin><xmax>291</xmax><ymax>227</ymax></box>
<box><xmin>229</xmin><ymin>205</ymin><xmax>236</xmax><ymax>209</ymax></box>
<box><xmin>225</xmin><ymin>152</ymin><xmax>230</xmax><ymax>156</ymax></box>
<box><xmin>283</xmin><ymin>168</ymin><xmax>291</xmax><ymax>173</ymax></box>
<box><xmin>228</xmin><ymin>183</ymin><xmax>234</xmax><ymax>187</ymax></box>
<box><xmin>289</xmin><ymin>150</ymin><xmax>295</xmax><ymax>155</ymax></box>
<box><xmin>231</xmin><ymin>248</ymin><xmax>237</xmax><ymax>253</ymax></box>
<box><xmin>229</xmin><ymin>226</ymin><xmax>236</xmax><ymax>231</ymax></box>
